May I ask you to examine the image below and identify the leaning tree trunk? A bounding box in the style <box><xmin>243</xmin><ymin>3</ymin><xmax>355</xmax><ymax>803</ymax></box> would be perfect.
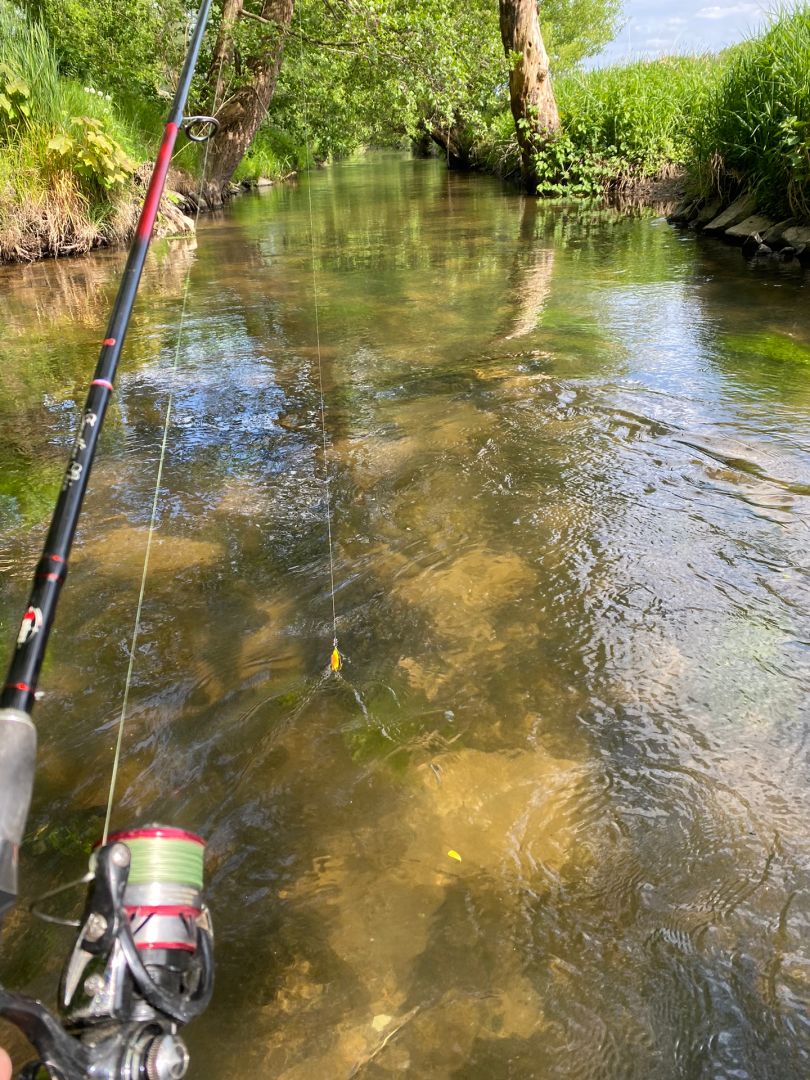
<box><xmin>498</xmin><ymin>0</ymin><xmax>560</xmax><ymax>192</ymax></box>
<box><xmin>423</xmin><ymin>119</ymin><xmax>475</xmax><ymax>171</ymax></box>
<box><xmin>203</xmin><ymin>0</ymin><xmax>294</xmax><ymax>205</ymax></box>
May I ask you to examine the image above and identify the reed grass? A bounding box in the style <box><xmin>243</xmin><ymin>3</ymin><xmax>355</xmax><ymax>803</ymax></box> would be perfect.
<box><xmin>477</xmin><ymin>55</ymin><xmax>722</xmax><ymax>195</ymax></box>
<box><xmin>691</xmin><ymin>6</ymin><xmax>810</xmax><ymax>219</ymax></box>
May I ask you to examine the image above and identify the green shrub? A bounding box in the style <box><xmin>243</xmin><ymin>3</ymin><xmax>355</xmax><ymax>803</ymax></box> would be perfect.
<box><xmin>0</xmin><ymin>62</ymin><xmax>32</xmax><ymax>132</ymax></box>
<box><xmin>0</xmin><ymin>0</ymin><xmax>141</xmax><ymax>259</ymax></box>
<box><xmin>531</xmin><ymin>56</ymin><xmax>722</xmax><ymax>193</ymax></box>
<box><xmin>47</xmin><ymin>116</ymin><xmax>133</xmax><ymax>190</ymax></box>
<box><xmin>475</xmin><ymin>56</ymin><xmax>722</xmax><ymax>195</ymax></box>
<box><xmin>233</xmin><ymin>125</ymin><xmax>312</xmax><ymax>183</ymax></box>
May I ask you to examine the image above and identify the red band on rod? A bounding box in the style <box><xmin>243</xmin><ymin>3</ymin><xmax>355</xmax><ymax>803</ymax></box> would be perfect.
<box><xmin>102</xmin><ymin>338</ymin><xmax>116</xmax><ymax>346</ymax></box>
<box><xmin>5</xmin><ymin>682</ymin><xmax>31</xmax><ymax>693</ymax></box>
<box><xmin>91</xmin><ymin>379</ymin><xmax>114</xmax><ymax>391</ymax></box>
<box><xmin>136</xmin><ymin>123</ymin><xmax>179</xmax><ymax>241</ymax></box>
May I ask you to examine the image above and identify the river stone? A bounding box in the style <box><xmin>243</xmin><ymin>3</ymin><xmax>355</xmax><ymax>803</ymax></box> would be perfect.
<box><xmin>693</xmin><ymin>198</ymin><xmax>723</xmax><ymax>229</ymax></box>
<box><xmin>667</xmin><ymin>198</ymin><xmax>699</xmax><ymax>225</ymax></box>
<box><xmin>77</xmin><ymin>526</ymin><xmax>222</xmax><ymax>577</ymax></box>
<box><xmin>725</xmin><ymin>215</ymin><xmax>774</xmax><ymax>244</ymax></box>
<box><xmin>741</xmin><ymin>233</ymin><xmax>763</xmax><ymax>259</ymax></box>
<box><xmin>761</xmin><ymin>219</ymin><xmax>796</xmax><ymax>247</ymax></box>
<box><xmin>703</xmin><ymin>193</ymin><xmax>758</xmax><ymax>234</ymax></box>
<box><xmin>782</xmin><ymin>226</ymin><xmax>810</xmax><ymax>249</ymax></box>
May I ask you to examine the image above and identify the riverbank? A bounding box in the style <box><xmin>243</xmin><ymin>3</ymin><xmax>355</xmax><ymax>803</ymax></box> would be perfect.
<box><xmin>1</xmin><ymin>2</ymin><xmax>807</xmax><ymax>265</ymax></box>
<box><xmin>468</xmin><ymin>6</ymin><xmax>809</xmax><ymax>232</ymax></box>
<box><xmin>0</xmin><ymin>0</ymin><xmax>306</xmax><ymax>263</ymax></box>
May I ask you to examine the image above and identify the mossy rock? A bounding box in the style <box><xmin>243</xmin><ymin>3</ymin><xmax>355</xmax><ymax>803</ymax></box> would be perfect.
<box><xmin>725</xmin><ymin>331</ymin><xmax>810</xmax><ymax>366</ymax></box>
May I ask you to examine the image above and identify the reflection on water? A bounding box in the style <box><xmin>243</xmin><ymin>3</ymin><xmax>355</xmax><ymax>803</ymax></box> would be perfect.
<box><xmin>1</xmin><ymin>154</ymin><xmax>810</xmax><ymax>1078</ymax></box>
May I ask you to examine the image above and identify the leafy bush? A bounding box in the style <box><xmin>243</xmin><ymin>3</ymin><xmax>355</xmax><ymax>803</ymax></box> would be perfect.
<box><xmin>537</xmin><ymin>56</ymin><xmax>721</xmax><ymax>193</ymax></box>
<box><xmin>475</xmin><ymin>56</ymin><xmax>721</xmax><ymax>195</ymax></box>
<box><xmin>233</xmin><ymin>125</ymin><xmax>312</xmax><ymax>183</ymax></box>
<box><xmin>0</xmin><ymin>62</ymin><xmax>32</xmax><ymax>133</ymax></box>
<box><xmin>47</xmin><ymin>117</ymin><xmax>133</xmax><ymax>190</ymax></box>
<box><xmin>0</xmin><ymin>0</ymin><xmax>143</xmax><ymax>259</ymax></box>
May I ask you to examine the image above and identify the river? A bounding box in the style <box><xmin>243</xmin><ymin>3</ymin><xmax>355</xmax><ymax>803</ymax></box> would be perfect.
<box><xmin>1</xmin><ymin>153</ymin><xmax>809</xmax><ymax>1078</ymax></box>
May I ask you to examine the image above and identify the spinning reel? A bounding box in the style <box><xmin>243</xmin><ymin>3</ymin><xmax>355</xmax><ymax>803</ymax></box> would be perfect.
<box><xmin>0</xmin><ymin>827</ymin><xmax>213</xmax><ymax>1079</ymax></box>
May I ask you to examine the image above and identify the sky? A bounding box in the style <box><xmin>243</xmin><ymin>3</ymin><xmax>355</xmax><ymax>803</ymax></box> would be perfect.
<box><xmin>591</xmin><ymin>0</ymin><xmax>784</xmax><ymax>64</ymax></box>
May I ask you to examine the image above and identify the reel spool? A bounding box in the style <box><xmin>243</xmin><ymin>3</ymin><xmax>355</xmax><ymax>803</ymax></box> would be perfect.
<box><xmin>0</xmin><ymin>825</ymin><xmax>214</xmax><ymax>1080</ymax></box>
<box><xmin>96</xmin><ymin>827</ymin><xmax>205</xmax><ymax>958</ymax></box>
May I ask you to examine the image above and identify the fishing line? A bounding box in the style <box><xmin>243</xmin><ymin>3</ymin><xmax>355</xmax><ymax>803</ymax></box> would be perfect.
<box><xmin>296</xmin><ymin>5</ymin><xmax>342</xmax><ymax>675</ymax></box>
<box><xmin>102</xmin><ymin>51</ymin><xmax>224</xmax><ymax>845</ymax></box>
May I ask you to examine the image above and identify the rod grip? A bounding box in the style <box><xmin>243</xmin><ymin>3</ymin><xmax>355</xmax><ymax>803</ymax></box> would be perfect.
<box><xmin>0</xmin><ymin>708</ymin><xmax>36</xmax><ymax>919</ymax></box>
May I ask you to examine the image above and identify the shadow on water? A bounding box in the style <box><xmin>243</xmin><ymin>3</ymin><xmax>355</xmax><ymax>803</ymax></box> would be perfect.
<box><xmin>1</xmin><ymin>154</ymin><xmax>809</xmax><ymax>1077</ymax></box>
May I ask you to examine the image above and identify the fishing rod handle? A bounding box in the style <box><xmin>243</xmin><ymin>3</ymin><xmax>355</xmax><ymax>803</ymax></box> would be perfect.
<box><xmin>0</xmin><ymin>709</ymin><xmax>36</xmax><ymax>919</ymax></box>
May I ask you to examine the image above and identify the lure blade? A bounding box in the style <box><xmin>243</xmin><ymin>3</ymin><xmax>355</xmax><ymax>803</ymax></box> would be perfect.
<box><xmin>330</xmin><ymin>646</ymin><xmax>342</xmax><ymax>672</ymax></box>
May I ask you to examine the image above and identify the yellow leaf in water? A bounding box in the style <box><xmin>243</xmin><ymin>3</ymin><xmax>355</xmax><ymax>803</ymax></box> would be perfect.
<box><xmin>447</xmin><ymin>850</ymin><xmax>462</xmax><ymax>862</ymax></box>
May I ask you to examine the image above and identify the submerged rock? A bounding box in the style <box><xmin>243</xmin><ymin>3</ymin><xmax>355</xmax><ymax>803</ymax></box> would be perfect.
<box><xmin>76</xmin><ymin>525</ymin><xmax>222</xmax><ymax>577</ymax></box>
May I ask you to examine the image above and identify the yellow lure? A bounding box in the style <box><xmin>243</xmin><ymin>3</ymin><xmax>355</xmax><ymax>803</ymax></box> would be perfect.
<box><xmin>330</xmin><ymin>646</ymin><xmax>342</xmax><ymax>672</ymax></box>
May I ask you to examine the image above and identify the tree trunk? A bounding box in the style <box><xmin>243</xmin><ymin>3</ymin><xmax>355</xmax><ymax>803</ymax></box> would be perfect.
<box><xmin>208</xmin><ymin>0</ymin><xmax>242</xmax><ymax>110</ymax></box>
<box><xmin>424</xmin><ymin>120</ymin><xmax>475</xmax><ymax>171</ymax></box>
<box><xmin>203</xmin><ymin>0</ymin><xmax>294</xmax><ymax>205</ymax></box>
<box><xmin>498</xmin><ymin>0</ymin><xmax>560</xmax><ymax>192</ymax></box>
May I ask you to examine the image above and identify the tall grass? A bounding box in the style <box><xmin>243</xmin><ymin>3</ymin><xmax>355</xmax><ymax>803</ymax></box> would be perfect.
<box><xmin>556</xmin><ymin>57</ymin><xmax>721</xmax><ymax>180</ymax></box>
<box><xmin>476</xmin><ymin>56</ymin><xmax>722</xmax><ymax>195</ymax></box>
<box><xmin>0</xmin><ymin>1</ymin><xmax>160</xmax><ymax>261</ymax></box>
<box><xmin>691</xmin><ymin>6</ymin><xmax>810</xmax><ymax>219</ymax></box>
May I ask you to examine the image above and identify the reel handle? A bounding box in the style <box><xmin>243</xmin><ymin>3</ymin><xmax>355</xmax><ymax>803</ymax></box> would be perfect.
<box><xmin>0</xmin><ymin>708</ymin><xmax>36</xmax><ymax>920</ymax></box>
<box><xmin>0</xmin><ymin>840</ymin><xmax>212</xmax><ymax>1078</ymax></box>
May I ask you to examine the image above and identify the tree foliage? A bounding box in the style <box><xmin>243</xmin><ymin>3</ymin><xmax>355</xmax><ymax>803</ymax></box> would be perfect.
<box><xmin>17</xmin><ymin>0</ymin><xmax>624</xmax><ymax>184</ymax></box>
<box><xmin>20</xmin><ymin>0</ymin><xmax>186</xmax><ymax>98</ymax></box>
<box><xmin>262</xmin><ymin>0</ymin><xmax>621</xmax><ymax>168</ymax></box>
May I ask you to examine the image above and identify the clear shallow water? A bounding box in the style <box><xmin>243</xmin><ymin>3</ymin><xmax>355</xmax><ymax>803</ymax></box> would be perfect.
<box><xmin>0</xmin><ymin>154</ymin><xmax>809</xmax><ymax>1078</ymax></box>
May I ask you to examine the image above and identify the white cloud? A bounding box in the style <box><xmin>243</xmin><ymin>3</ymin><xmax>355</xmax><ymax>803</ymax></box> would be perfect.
<box><xmin>696</xmin><ymin>3</ymin><xmax>761</xmax><ymax>19</ymax></box>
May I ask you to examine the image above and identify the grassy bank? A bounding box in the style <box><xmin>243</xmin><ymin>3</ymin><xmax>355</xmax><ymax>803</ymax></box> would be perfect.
<box><xmin>473</xmin><ymin>55</ymin><xmax>722</xmax><ymax>196</ymax></box>
<box><xmin>691</xmin><ymin>6</ymin><xmax>810</xmax><ymax>220</ymax></box>
<box><xmin>543</xmin><ymin>55</ymin><xmax>722</xmax><ymax>196</ymax></box>
<box><xmin>0</xmin><ymin>1</ymin><xmax>302</xmax><ymax>263</ymax></box>
<box><xmin>2</xmin><ymin>1</ymin><xmax>808</xmax><ymax>264</ymax></box>
<box><xmin>475</xmin><ymin>4</ymin><xmax>808</xmax><ymax>220</ymax></box>
<box><xmin>0</xmin><ymin>1</ymin><xmax>148</xmax><ymax>260</ymax></box>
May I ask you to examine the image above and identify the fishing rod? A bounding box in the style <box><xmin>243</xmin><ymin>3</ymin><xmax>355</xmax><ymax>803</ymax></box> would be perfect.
<box><xmin>0</xmin><ymin>2</ymin><xmax>219</xmax><ymax>1075</ymax></box>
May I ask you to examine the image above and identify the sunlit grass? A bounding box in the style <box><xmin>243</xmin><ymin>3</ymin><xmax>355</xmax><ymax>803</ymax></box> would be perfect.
<box><xmin>233</xmin><ymin>125</ymin><xmax>312</xmax><ymax>183</ymax></box>
<box><xmin>691</xmin><ymin>5</ymin><xmax>810</xmax><ymax>218</ymax></box>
